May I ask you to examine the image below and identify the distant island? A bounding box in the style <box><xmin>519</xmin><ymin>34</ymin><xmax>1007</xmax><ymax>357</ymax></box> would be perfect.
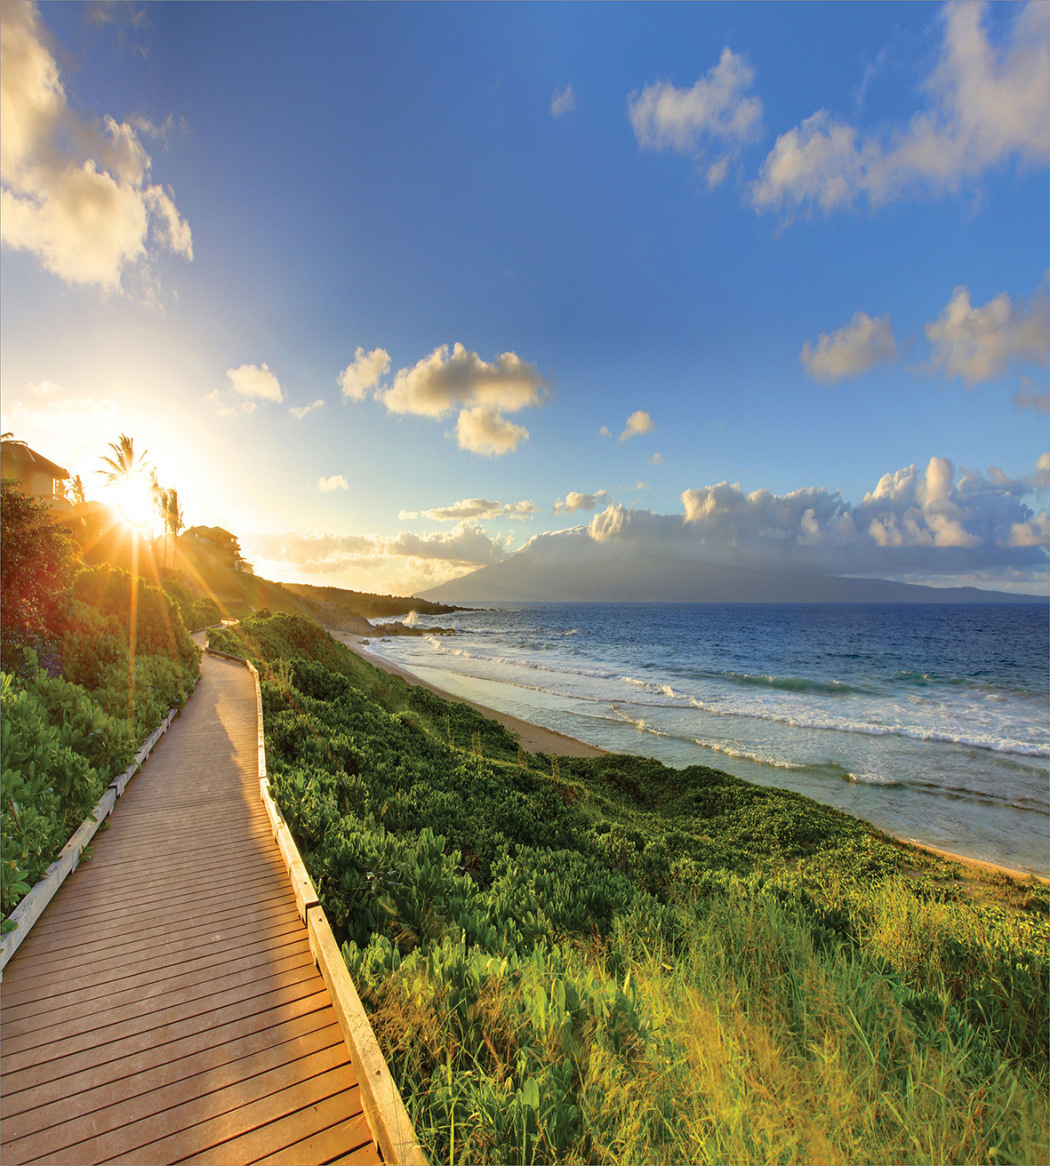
<box><xmin>419</xmin><ymin>550</ymin><xmax>1045</xmax><ymax>604</ymax></box>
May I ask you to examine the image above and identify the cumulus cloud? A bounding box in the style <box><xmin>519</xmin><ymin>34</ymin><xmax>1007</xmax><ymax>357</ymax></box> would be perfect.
<box><xmin>1010</xmin><ymin>511</ymin><xmax>1050</xmax><ymax>547</ymax></box>
<box><xmin>455</xmin><ymin>404</ymin><xmax>530</xmax><ymax>456</ymax></box>
<box><xmin>620</xmin><ymin>410</ymin><xmax>655</xmax><ymax>441</ymax></box>
<box><xmin>751</xmin><ymin>1</ymin><xmax>1050</xmax><ymax>216</ymax></box>
<box><xmin>381</xmin><ymin>343</ymin><xmax>546</xmax><ymax>418</ymax></box>
<box><xmin>1031</xmin><ymin>451</ymin><xmax>1050</xmax><ymax>491</ymax></box>
<box><xmin>649</xmin><ymin>452</ymin><xmax>664</xmax><ymax>466</ymax></box>
<box><xmin>553</xmin><ymin>490</ymin><xmax>610</xmax><ymax>514</ymax></box>
<box><xmin>27</xmin><ymin>378</ymin><xmax>61</xmax><ymax>396</ymax></box>
<box><xmin>512</xmin><ymin>458</ymin><xmax>1047</xmax><ymax>591</ymax></box>
<box><xmin>550</xmin><ymin>454</ymin><xmax>1049</xmax><ymax>581</ymax></box>
<box><xmin>551</xmin><ymin>84</ymin><xmax>576</xmax><ymax>117</ymax></box>
<box><xmin>628</xmin><ymin>47</ymin><xmax>764</xmax><ymax>188</ymax></box>
<box><xmin>317</xmin><ymin>475</ymin><xmax>348</xmax><ymax>493</ymax></box>
<box><xmin>247</xmin><ymin>521</ymin><xmax>507</xmax><ymax>580</ymax></box>
<box><xmin>599</xmin><ymin>425</ymin><xmax>611</xmax><ymax>438</ymax></box>
<box><xmin>289</xmin><ymin>398</ymin><xmax>324</xmax><ymax>420</ymax></box>
<box><xmin>407</xmin><ymin>498</ymin><xmax>537</xmax><ymax>522</ymax></box>
<box><xmin>343</xmin><ymin>342</ymin><xmax>546</xmax><ymax>458</ymax></box>
<box><xmin>1015</xmin><ymin>376</ymin><xmax>1050</xmax><ymax>413</ymax></box>
<box><xmin>801</xmin><ymin>312</ymin><xmax>897</xmax><ymax>383</ymax></box>
<box><xmin>2</xmin><ymin>392</ymin><xmax>121</xmax><ymax>442</ymax></box>
<box><xmin>338</xmin><ymin>346</ymin><xmax>390</xmax><ymax>400</ymax></box>
<box><xmin>925</xmin><ymin>286</ymin><xmax>1050</xmax><ymax>384</ymax></box>
<box><xmin>226</xmin><ymin>362</ymin><xmax>284</xmax><ymax>403</ymax></box>
<box><xmin>0</xmin><ymin>1</ymin><xmax>192</xmax><ymax>293</ymax></box>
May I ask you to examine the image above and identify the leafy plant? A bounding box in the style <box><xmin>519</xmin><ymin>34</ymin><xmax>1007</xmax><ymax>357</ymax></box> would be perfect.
<box><xmin>232</xmin><ymin>611</ymin><xmax>1048</xmax><ymax>1164</ymax></box>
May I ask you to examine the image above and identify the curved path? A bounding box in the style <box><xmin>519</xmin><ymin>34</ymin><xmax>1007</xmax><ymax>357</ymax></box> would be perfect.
<box><xmin>0</xmin><ymin>647</ymin><xmax>382</xmax><ymax>1166</ymax></box>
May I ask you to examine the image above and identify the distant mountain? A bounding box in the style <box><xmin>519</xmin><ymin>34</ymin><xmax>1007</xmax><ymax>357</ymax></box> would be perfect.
<box><xmin>419</xmin><ymin>551</ymin><xmax>1043</xmax><ymax>605</ymax></box>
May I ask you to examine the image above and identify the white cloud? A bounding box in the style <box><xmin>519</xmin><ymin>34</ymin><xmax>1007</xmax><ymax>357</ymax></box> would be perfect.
<box><xmin>801</xmin><ymin>312</ymin><xmax>897</xmax><ymax>383</ymax></box>
<box><xmin>2</xmin><ymin>393</ymin><xmax>121</xmax><ymax>442</ymax></box>
<box><xmin>628</xmin><ymin>47</ymin><xmax>764</xmax><ymax>188</ymax></box>
<box><xmin>247</xmin><ymin>520</ymin><xmax>507</xmax><ymax>578</ymax></box>
<box><xmin>380</xmin><ymin>343</ymin><xmax>546</xmax><ymax>419</ymax></box>
<box><xmin>599</xmin><ymin>425</ymin><xmax>611</xmax><ymax>438</ymax></box>
<box><xmin>338</xmin><ymin>346</ymin><xmax>390</xmax><ymax>400</ymax></box>
<box><xmin>28</xmin><ymin>378</ymin><xmax>61</xmax><ymax>396</ymax></box>
<box><xmin>674</xmin><ymin>455</ymin><xmax>1048</xmax><ymax>574</ymax></box>
<box><xmin>751</xmin><ymin>1</ymin><xmax>1050</xmax><ymax>216</ymax></box>
<box><xmin>1009</xmin><ymin>511</ymin><xmax>1050</xmax><ymax>547</ymax></box>
<box><xmin>226</xmin><ymin>362</ymin><xmax>284</xmax><ymax>403</ymax></box>
<box><xmin>925</xmin><ymin>286</ymin><xmax>1050</xmax><ymax>384</ymax></box>
<box><xmin>317</xmin><ymin>474</ymin><xmax>348</xmax><ymax>493</ymax></box>
<box><xmin>343</xmin><ymin>342</ymin><xmax>546</xmax><ymax>458</ymax></box>
<box><xmin>455</xmin><ymin>404</ymin><xmax>529</xmax><ymax>456</ymax></box>
<box><xmin>620</xmin><ymin>410</ymin><xmax>655</xmax><ymax>441</ymax></box>
<box><xmin>649</xmin><ymin>452</ymin><xmax>664</xmax><ymax>466</ymax></box>
<box><xmin>553</xmin><ymin>490</ymin><xmax>609</xmax><ymax>514</ymax></box>
<box><xmin>0</xmin><ymin>1</ymin><xmax>192</xmax><ymax>292</ymax></box>
<box><xmin>289</xmin><ymin>398</ymin><xmax>324</xmax><ymax>420</ymax></box>
<box><xmin>551</xmin><ymin>84</ymin><xmax>576</xmax><ymax>117</ymax></box>
<box><xmin>1015</xmin><ymin>376</ymin><xmax>1050</xmax><ymax>413</ymax></box>
<box><xmin>410</xmin><ymin>498</ymin><xmax>537</xmax><ymax>522</ymax></box>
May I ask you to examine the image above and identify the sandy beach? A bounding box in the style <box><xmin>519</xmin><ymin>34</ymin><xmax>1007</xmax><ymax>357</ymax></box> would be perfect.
<box><xmin>333</xmin><ymin>631</ymin><xmax>1046</xmax><ymax>886</ymax></box>
<box><xmin>333</xmin><ymin>631</ymin><xmax>608</xmax><ymax>759</ymax></box>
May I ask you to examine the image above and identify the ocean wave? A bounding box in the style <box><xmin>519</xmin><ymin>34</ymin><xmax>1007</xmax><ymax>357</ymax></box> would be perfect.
<box><xmin>423</xmin><ymin>638</ymin><xmax>620</xmax><ymax>681</ymax></box>
<box><xmin>392</xmin><ymin>636</ymin><xmax>1050</xmax><ymax>761</ymax></box>
<box><xmin>711</xmin><ymin>670</ymin><xmax>866</xmax><ymax>696</ymax></box>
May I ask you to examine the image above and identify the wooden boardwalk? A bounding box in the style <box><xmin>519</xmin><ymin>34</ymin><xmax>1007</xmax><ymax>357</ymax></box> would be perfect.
<box><xmin>0</xmin><ymin>647</ymin><xmax>383</xmax><ymax>1166</ymax></box>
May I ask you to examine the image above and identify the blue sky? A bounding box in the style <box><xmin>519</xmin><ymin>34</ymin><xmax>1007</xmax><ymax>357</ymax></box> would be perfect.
<box><xmin>2</xmin><ymin>1</ymin><xmax>1048</xmax><ymax>595</ymax></box>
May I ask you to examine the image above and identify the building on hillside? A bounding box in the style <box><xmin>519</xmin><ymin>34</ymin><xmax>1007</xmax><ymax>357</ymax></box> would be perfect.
<box><xmin>179</xmin><ymin>525</ymin><xmax>252</xmax><ymax>574</ymax></box>
<box><xmin>0</xmin><ymin>441</ymin><xmax>70</xmax><ymax>509</ymax></box>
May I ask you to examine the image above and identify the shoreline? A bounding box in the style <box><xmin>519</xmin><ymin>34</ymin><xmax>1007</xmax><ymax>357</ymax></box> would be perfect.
<box><xmin>333</xmin><ymin>629</ymin><xmax>1046</xmax><ymax>887</ymax></box>
<box><xmin>334</xmin><ymin>631</ymin><xmax>608</xmax><ymax>759</ymax></box>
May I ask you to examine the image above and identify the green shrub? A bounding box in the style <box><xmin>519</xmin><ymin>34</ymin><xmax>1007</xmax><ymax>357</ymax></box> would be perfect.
<box><xmin>0</xmin><ymin>481</ymin><xmax>75</xmax><ymax>677</ymax></box>
<box><xmin>1</xmin><ymin>670</ymin><xmax>109</xmax><ymax>916</ymax></box>
<box><xmin>73</xmin><ymin>563</ymin><xmax>196</xmax><ymax>665</ymax></box>
<box><xmin>230</xmin><ymin>611</ymin><xmax>1049</xmax><ymax>1164</ymax></box>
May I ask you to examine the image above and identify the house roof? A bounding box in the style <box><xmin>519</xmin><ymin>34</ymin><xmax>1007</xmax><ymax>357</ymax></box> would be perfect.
<box><xmin>0</xmin><ymin>441</ymin><xmax>69</xmax><ymax>480</ymax></box>
<box><xmin>184</xmin><ymin>525</ymin><xmax>238</xmax><ymax>544</ymax></box>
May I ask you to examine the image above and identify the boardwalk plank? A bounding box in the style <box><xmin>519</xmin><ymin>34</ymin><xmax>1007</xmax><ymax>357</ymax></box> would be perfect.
<box><xmin>4</xmin><ymin>934</ymin><xmax>314</xmax><ymax>1034</ymax></box>
<box><xmin>0</xmin><ymin>928</ymin><xmax>312</xmax><ymax>1058</ymax></box>
<box><xmin>0</xmin><ymin>645</ymin><xmax>383</xmax><ymax>1166</ymax></box>
<box><xmin>1</xmin><ymin>901</ymin><xmax>303</xmax><ymax>1004</ymax></box>
<box><xmin>1</xmin><ymin>991</ymin><xmax>333</xmax><ymax>1118</ymax></box>
<box><xmin>252</xmin><ymin>1110</ymin><xmax>378</xmax><ymax>1166</ymax></box>
<box><xmin>85</xmin><ymin>1065</ymin><xmax>359</xmax><ymax>1166</ymax></box>
<box><xmin>8</xmin><ymin>1042</ymin><xmax>352</xmax><ymax>1165</ymax></box>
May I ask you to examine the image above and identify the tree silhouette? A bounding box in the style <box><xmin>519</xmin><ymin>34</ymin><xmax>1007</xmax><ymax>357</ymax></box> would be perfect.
<box><xmin>98</xmin><ymin>433</ymin><xmax>148</xmax><ymax>487</ymax></box>
<box><xmin>157</xmin><ymin>485</ymin><xmax>186</xmax><ymax>568</ymax></box>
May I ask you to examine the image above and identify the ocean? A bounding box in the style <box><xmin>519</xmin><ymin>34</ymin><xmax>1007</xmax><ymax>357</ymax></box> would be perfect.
<box><xmin>364</xmin><ymin>602</ymin><xmax>1050</xmax><ymax>877</ymax></box>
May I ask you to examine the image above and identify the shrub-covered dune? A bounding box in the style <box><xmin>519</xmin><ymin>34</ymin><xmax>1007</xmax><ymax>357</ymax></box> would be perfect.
<box><xmin>212</xmin><ymin>613</ymin><xmax>1049</xmax><ymax>1166</ymax></box>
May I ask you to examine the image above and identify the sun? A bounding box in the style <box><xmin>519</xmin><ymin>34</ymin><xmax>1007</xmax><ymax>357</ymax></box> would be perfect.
<box><xmin>114</xmin><ymin>474</ymin><xmax>155</xmax><ymax>530</ymax></box>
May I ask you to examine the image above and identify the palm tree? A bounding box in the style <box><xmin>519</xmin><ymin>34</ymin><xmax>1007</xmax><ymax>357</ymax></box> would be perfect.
<box><xmin>98</xmin><ymin>433</ymin><xmax>148</xmax><ymax>487</ymax></box>
<box><xmin>98</xmin><ymin>434</ymin><xmax>152</xmax><ymax>719</ymax></box>
<box><xmin>164</xmin><ymin>487</ymin><xmax>186</xmax><ymax>569</ymax></box>
<box><xmin>69</xmin><ymin>474</ymin><xmax>86</xmax><ymax>506</ymax></box>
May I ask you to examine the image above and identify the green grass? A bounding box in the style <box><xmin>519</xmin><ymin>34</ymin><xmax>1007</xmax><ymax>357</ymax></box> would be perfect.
<box><xmin>214</xmin><ymin>612</ymin><xmax>1050</xmax><ymax>1166</ymax></box>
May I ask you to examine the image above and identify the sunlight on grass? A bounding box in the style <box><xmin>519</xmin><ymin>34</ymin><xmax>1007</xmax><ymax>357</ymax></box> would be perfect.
<box><xmin>210</xmin><ymin>613</ymin><xmax>1050</xmax><ymax>1166</ymax></box>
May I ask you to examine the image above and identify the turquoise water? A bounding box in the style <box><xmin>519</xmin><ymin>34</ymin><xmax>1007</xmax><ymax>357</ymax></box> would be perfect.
<box><xmin>367</xmin><ymin>603</ymin><xmax>1050</xmax><ymax>876</ymax></box>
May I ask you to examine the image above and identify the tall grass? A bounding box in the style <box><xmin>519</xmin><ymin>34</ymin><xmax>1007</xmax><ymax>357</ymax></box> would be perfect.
<box><xmin>373</xmin><ymin>888</ymin><xmax>1048</xmax><ymax>1165</ymax></box>
<box><xmin>220</xmin><ymin>613</ymin><xmax>1050</xmax><ymax>1166</ymax></box>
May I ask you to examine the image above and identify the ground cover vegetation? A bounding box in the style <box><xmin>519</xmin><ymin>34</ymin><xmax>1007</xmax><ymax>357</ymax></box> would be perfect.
<box><xmin>1</xmin><ymin>482</ymin><xmax>199</xmax><ymax>923</ymax></box>
<box><xmin>211</xmin><ymin>612</ymin><xmax>1049</xmax><ymax>1166</ymax></box>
